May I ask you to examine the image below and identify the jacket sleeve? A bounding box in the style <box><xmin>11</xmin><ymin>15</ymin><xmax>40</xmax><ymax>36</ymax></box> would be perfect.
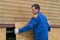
<box><xmin>19</xmin><ymin>17</ymin><xmax>38</xmax><ymax>33</ymax></box>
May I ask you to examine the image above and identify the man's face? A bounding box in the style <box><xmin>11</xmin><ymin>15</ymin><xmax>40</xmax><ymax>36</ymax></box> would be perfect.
<box><xmin>32</xmin><ymin>6</ymin><xmax>38</xmax><ymax>14</ymax></box>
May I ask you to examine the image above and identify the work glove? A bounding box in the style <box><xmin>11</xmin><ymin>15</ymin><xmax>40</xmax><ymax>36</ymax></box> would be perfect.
<box><xmin>14</xmin><ymin>28</ymin><xmax>19</xmax><ymax>34</ymax></box>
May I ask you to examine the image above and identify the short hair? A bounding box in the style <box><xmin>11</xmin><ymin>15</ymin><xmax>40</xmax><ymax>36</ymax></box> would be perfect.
<box><xmin>32</xmin><ymin>4</ymin><xmax>40</xmax><ymax>10</ymax></box>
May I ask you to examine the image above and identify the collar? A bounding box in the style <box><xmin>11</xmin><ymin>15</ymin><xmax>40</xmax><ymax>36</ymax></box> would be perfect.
<box><xmin>33</xmin><ymin>14</ymin><xmax>38</xmax><ymax>18</ymax></box>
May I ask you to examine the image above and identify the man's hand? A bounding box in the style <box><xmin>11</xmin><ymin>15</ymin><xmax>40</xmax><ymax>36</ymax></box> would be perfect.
<box><xmin>51</xmin><ymin>28</ymin><xmax>53</xmax><ymax>31</ymax></box>
<box><xmin>14</xmin><ymin>28</ymin><xmax>19</xmax><ymax>34</ymax></box>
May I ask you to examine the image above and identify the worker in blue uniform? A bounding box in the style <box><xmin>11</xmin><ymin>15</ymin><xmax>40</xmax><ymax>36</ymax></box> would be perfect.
<box><xmin>15</xmin><ymin>4</ymin><xmax>51</xmax><ymax>40</ymax></box>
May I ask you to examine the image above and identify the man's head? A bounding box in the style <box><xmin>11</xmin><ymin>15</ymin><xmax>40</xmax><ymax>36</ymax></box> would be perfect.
<box><xmin>31</xmin><ymin>4</ymin><xmax>40</xmax><ymax>14</ymax></box>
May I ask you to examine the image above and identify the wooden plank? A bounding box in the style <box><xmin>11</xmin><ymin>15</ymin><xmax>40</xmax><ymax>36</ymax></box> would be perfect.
<box><xmin>49</xmin><ymin>28</ymin><xmax>60</xmax><ymax>40</ymax></box>
<box><xmin>0</xmin><ymin>28</ymin><xmax>6</xmax><ymax>40</ymax></box>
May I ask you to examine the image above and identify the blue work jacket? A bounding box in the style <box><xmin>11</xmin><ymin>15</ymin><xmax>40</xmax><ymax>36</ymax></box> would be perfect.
<box><xmin>19</xmin><ymin>11</ymin><xmax>51</xmax><ymax>40</ymax></box>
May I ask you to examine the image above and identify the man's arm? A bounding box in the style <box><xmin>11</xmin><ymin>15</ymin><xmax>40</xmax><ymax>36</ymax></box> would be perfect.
<box><xmin>14</xmin><ymin>17</ymin><xmax>38</xmax><ymax>34</ymax></box>
<box><xmin>19</xmin><ymin>17</ymin><xmax>38</xmax><ymax>33</ymax></box>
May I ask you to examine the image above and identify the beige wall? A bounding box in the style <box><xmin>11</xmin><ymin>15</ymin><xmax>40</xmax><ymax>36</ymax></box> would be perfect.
<box><xmin>0</xmin><ymin>0</ymin><xmax>60</xmax><ymax>25</ymax></box>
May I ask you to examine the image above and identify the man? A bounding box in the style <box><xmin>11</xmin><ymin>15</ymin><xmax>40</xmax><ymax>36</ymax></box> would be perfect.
<box><xmin>15</xmin><ymin>4</ymin><xmax>51</xmax><ymax>40</ymax></box>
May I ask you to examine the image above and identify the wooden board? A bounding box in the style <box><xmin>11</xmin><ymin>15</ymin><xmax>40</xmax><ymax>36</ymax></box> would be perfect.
<box><xmin>0</xmin><ymin>28</ymin><xmax>6</xmax><ymax>40</ymax></box>
<box><xmin>15</xmin><ymin>22</ymin><xmax>33</xmax><ymax>40</ymax></box>
<box><xmin>49</xmin><ymin>28</ymin><xmax>60</xmax><ymax>40</ymax></box>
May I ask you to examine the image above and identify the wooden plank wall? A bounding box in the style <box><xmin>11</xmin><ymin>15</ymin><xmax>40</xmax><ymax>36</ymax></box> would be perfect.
<box><xmin>0</xmin><ymin>0</ymin><xmax>60</xmax><ymax>25</ymax></box>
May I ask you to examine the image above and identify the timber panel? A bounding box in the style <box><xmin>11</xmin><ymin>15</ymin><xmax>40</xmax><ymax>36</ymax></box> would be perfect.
<box><xmin>0</xmin><ymin>28</ymin><xmax>6</xmax><ymax>40</ymax></box>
